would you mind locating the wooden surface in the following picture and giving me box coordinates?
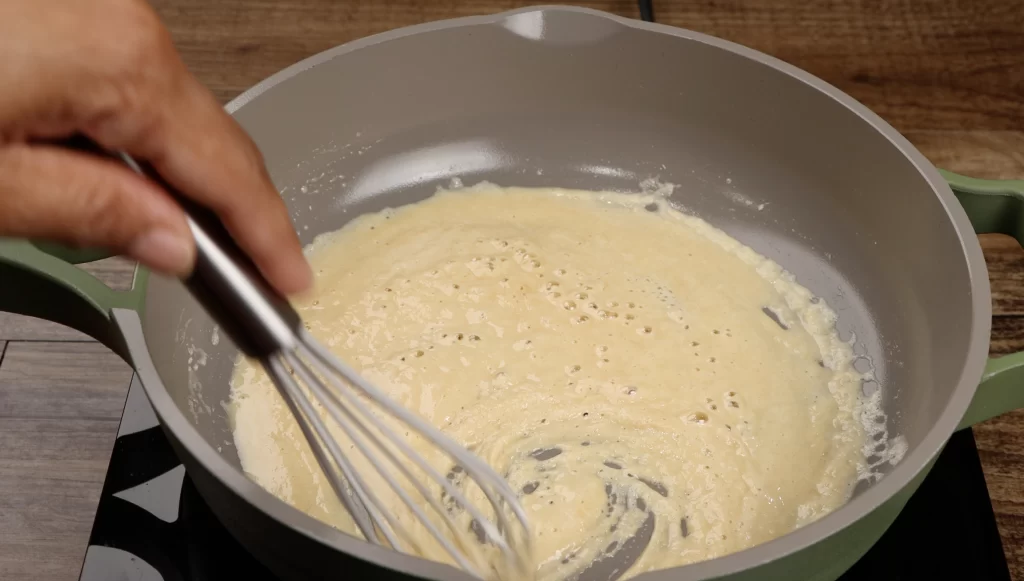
[0,0,1022,579]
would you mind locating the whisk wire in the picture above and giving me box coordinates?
[299,331,533,575]
[266,356,389,544]
[296,349,494,557]
[284,348,487,574]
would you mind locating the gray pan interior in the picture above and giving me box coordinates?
[135,6,989,580]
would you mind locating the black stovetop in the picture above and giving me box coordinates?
[79,375,1011,581]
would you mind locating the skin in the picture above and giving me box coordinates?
[0,0,312,296]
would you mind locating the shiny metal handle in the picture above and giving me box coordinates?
[180,202,301,356]
[60,135,301,357]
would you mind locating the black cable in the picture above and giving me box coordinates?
[638,0,655,22]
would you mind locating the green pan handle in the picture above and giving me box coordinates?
[0,240,146,363]
[942,170,1024,429]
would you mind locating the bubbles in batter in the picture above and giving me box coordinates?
[229,184,878,580]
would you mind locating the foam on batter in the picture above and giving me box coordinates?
[229,184,884,580]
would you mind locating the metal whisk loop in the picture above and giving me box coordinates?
[266,357,388,544]
[282,349,487,573]
[262,331,532,578]
[299,331,533,575]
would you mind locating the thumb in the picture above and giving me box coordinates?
[0,143,195,275]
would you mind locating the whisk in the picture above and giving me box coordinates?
[63,136,533,578]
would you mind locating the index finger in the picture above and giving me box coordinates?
[90,47,312,296]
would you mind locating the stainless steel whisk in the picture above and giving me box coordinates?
[64,136,532,579]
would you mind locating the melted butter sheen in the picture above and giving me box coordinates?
[230,185,866,580]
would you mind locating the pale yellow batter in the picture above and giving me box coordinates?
[229,184,872,580]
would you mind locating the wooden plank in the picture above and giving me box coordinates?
[0,341,130,580]
[0,417,121,581]
[0,257,136,342]
[652,0,1024,134]
[0,342,132,420]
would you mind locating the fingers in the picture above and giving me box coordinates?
[111,71,314,296]
[0,0,312,296]
[0,143,195,276]
[74,4,313,295]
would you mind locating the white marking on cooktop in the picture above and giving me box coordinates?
[80,545,163,581]
[113,465,186,523]
[117,374,160,438]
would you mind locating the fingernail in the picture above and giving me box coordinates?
[294,259,315,292]
[129,228,195,276]
[278,258,314,296]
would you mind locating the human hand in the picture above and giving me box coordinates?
[0,0,312,295]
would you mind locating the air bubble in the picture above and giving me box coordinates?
[688,412,709,424]
[625,314,635,321]
[566,364,582,375]
[639,326,653,335]
[576,292,588,300]
[555,269,567,276]
[625,387,637,396]
[607,301,619,308]
[563,301,577,311]
[415,350,425,357]
[573,315,590,324]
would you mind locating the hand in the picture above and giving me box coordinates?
[0,0,312,296]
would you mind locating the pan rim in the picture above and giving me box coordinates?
[138,5,993,580]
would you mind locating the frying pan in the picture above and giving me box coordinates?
[3,5,1024,581]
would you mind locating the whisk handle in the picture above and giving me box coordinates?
[60,135,302,357]
[179,198,303,356]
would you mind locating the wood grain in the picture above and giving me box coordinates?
[654,0,1024,133]
[0,343,131,420]
[0,418,122,580]
[0,1,1022,580]
[0,344,130,580]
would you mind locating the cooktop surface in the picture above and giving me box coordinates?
[78,376,1011,580]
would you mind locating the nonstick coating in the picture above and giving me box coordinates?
[133,6,989,581]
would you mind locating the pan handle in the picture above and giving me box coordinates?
[0,239,146,363]
[942,170,1024,429]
